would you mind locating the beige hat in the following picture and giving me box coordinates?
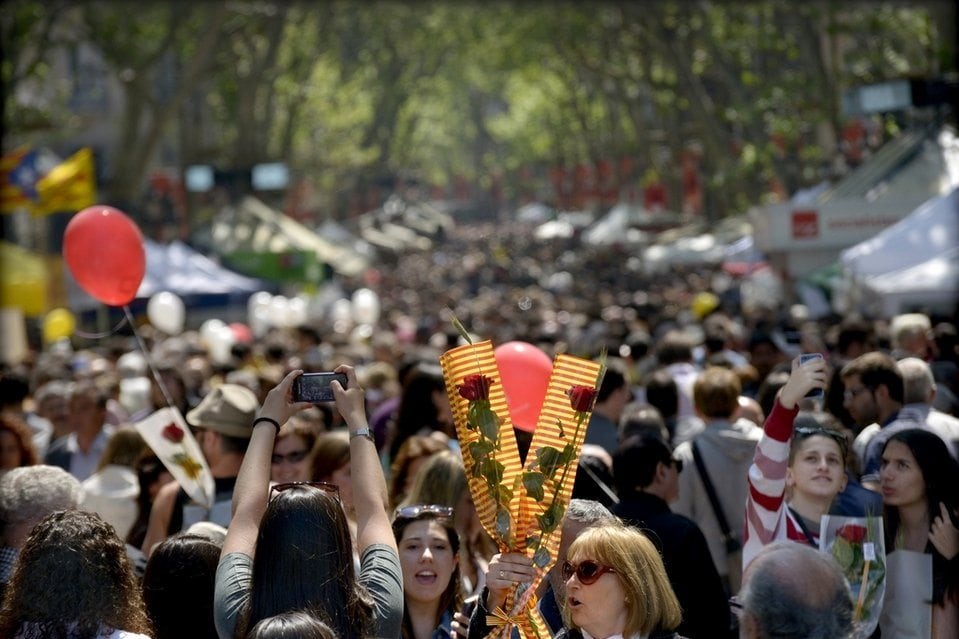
[186,384,259,438]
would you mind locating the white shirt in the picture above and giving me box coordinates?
[66,425,115,482]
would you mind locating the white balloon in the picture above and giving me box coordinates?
[267,295,290,328]
[330,298,354,329]
[206,324,236,365]
[351,288,381,325]
[199,318,226,344]
[147,291,186,336]
[288,296,308,327]
[247,291,273,315]
[250,306,272,338]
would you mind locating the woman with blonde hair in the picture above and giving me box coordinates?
[562,523,683,639]
[402,450,495,597]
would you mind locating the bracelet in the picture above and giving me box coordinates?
[253,416,281,435]
[349,427,375,443]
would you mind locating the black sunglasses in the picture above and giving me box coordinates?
[270,481,339,499]
[671,458,684,473]
[562,559,616,585]
[394,504,454,520]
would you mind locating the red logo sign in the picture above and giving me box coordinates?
[791,210,819,239]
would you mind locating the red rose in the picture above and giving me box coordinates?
[837,524,867,544]
[567,385,598,412]
[458,374,492,401]
[162,423,185,443]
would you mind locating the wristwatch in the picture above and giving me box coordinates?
[349,427,375,443]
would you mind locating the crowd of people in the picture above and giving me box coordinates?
[0,224,958,639]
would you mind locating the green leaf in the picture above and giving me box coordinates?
[526,534,541,550]
[480,458,505,487]
[498,483,513,504]
[536,501,565,534]
[523,470,546,501]
[469,401,501,441]
[537,446,565,478]
[468,439,495,459]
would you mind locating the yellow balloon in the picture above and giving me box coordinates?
[43,307,76,343]
[691,292,719,320]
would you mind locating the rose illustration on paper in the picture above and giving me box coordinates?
[162,422,185,443]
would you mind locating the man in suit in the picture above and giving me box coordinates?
[44,379,114,481]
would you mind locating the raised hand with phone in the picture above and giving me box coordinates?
[778,354,829,409]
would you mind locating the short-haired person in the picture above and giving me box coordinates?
[673,366,762,593]
[142,383,259,554]
[213,367,403,639]
[44,379,114,481]
[736,541,853,639]
[613,434,731,638]
[584,361,631,454]
[842,352,916,489]
[0,465,82,596]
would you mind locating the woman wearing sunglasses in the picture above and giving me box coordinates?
[213,367,403,639]
[269,419,317,484]
[742,355,847,571]
[467,523,683,639]
[392,504,468,639]
[562,523,683,639]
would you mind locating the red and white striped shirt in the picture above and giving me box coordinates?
[742,400,819,572]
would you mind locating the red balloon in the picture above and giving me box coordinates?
[64,205,145,306]
[229,322,253,344]
[494,341,553,433]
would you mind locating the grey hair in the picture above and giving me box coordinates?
[741,541,853,639]
[566,498,616,525]
[896,357,935,405]
[0,465,82,528]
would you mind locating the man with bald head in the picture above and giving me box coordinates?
[738,541,853,639]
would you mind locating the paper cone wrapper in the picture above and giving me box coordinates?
[135,407,215,508]
[442,341,602,639]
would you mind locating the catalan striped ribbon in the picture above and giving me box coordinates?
[441,342,603,639]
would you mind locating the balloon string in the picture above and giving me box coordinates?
[73,314,130,340]
[122,305,177,412]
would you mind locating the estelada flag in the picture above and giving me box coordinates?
[0,147,40,213]
[33,148,96,216]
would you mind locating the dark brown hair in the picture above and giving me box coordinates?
[0,510,152,638]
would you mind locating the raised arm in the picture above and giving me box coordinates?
[220,370,312,559]
[743,356,827,566]
[332,364,396,554]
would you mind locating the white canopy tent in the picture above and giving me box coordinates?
[839,187,958,316]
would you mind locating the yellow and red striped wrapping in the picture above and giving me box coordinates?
[440,340,523,547]
[441,342,602,639]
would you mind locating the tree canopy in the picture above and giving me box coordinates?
[2,0,953,221]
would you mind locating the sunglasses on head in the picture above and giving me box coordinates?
[394,504,454,520]
[270,480,339,499]
[794,426,848,455]
[561,559,615,585]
